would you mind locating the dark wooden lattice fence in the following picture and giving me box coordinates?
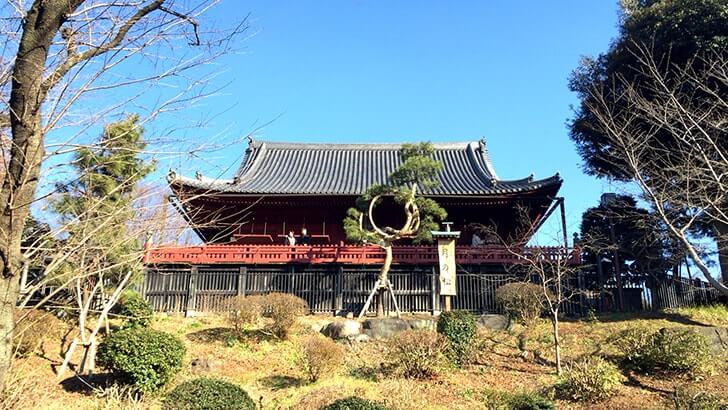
[142,265,722,316]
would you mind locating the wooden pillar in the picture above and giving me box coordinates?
[431,266,439,315]
[577,271,586,315]
[186,266,198,317]
[335,266,344,316]
[237,266,247,297]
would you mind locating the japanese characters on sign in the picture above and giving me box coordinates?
[438,238,456,295]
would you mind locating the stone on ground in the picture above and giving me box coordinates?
[363,318,411,340]
[322,319,362,339]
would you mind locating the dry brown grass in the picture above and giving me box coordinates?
[5,307,727,409]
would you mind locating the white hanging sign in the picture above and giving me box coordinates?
[438,238,457,296]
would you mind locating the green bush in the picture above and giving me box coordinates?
[116,290,153,328]
[436,310,476,366]
[300,335,345,382]
[97,327,186,393]
[614,327,714,377]
[320,396,389,410]
[261,292,309,339]
[495,283,549,326]
[673,386,726,410]
[387,329,448,379]
[163,378,255,410]
[480,390,554,410]
[555,357,624,402]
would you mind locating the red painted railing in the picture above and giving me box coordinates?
[144,244,580,265]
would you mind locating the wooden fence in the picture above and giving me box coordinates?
[144,265,721,316]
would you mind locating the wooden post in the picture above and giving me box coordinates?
[237,266,247,297]
[335,266,343,315]
[186,266,198,317]
[140,267,148,300]
[444,296,452,312]
[577,271,586,315]
[430,267,438,315]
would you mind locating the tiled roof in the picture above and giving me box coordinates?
[169,139,561,196]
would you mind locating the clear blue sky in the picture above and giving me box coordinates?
[166,1,624,244]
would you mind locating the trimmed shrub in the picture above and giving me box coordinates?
[387,329,448,379]
[495,283,549,325]
[97,327,186,393]
[300,336,345,382]
[614,327,714,377]
[321,396,389,410]
[555,357,624,402]
[228,295,264,333]
[163,378,255,410]
[673,386,726,410]
[437,310,476,366]
[480,390,554,410]
[504,392,555,410]
[116,291,153,328]
[262,292,309,339]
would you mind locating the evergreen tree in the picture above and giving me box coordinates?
[52,114,154,283]
[569,0,728,283]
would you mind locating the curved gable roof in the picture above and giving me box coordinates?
[169,139,561,196]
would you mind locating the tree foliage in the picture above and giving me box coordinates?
[579,194,685,281]
[51,114,154,283]
[569,0,728,179]
[568,0,728,289]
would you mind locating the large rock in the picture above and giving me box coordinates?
[307,318,333,333]
[363,318,411,340]
[408,318,437,331]
[322,319,361,339]
[688,326,728,354]
[476,314,508,331]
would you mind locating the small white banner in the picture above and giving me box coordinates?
[438,238,456,296]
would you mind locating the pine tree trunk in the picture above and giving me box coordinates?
[376,244,393,317]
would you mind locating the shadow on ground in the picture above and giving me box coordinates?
[563,311,712,327]
[259,375,303,390]
[186,327,277,344]
[59,373,114,394]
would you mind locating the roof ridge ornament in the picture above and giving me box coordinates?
[195,171,203,180]
[479,136,486,152]
[166,169,177,183]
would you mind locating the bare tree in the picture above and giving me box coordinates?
[579,44,728,296]
[476,217,579,375]
[508,247,579,375]
[0,0,247,390]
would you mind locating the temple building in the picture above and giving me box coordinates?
[143,138,569,315]
[166,139,561,245]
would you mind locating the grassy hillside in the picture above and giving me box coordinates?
[5,305,728,409]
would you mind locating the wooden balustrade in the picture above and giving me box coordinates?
[144,244,580,265]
